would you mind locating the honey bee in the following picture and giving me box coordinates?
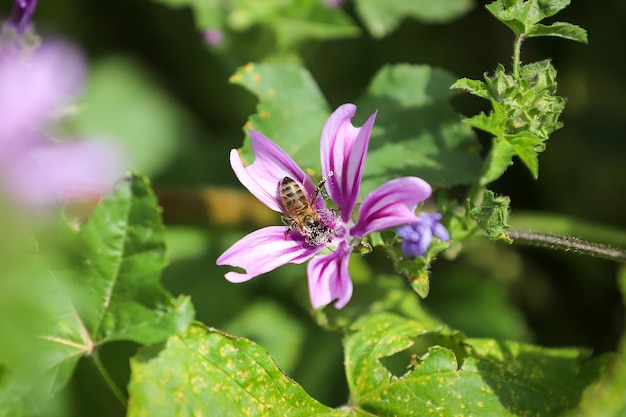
[278,176,333,246]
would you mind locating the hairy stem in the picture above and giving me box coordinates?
[509,229,626,262]
[92,351,127,407]
[512,34,525,78]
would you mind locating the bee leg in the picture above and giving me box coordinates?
[281,215,294,239]
[312,171,334,202]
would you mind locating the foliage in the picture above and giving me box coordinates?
[2,0,625,416]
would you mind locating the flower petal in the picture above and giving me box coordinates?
[230,130,315,212]
[0,40,86,144]
[351,177,432,238]
[306,242,353,309]
[217,226,320,283]
[6,138,126,205]
[320,104,376,221]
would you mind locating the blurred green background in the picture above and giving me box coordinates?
[4,0,625,414]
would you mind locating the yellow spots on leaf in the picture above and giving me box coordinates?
[267,89,276,98]
[229,72,243,83]
[260,110,270,119]
[173,389,185,403]
[243,63,254,72]
[252,73,262,83]
[413,274,429,286]
[477,401,485,408]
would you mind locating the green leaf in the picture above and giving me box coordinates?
[451,77,491,100]
[36,174,195,393]
[485,0,573,36]
[269,0,360,49]
[127,323,338,417]
[356,64,482,196]
[150,0,222,29]
[153,0,359,48]
[564,266,626,417]
[354,0,474,38]
[507,131,544,178]
[456,59,566,183]
[231,63,330,176]
[469,189,512,242]
[344,311,604,416]
[464,108,506,136]
[75,57,192,176]
[527,21,588,43]
[381,230,451,300]
[232,63,482,194]
[479,137,515,185]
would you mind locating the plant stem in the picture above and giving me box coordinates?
[512,34,525,78]
[509,229,626,262]
[92,350,127,408]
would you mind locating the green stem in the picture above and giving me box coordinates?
[509,229,626,262]
[92,351,127,408]
[512,34,525,78]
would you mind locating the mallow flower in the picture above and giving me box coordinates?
[0,37,126,206]
[217,103,432,309]
[397,213,450,258]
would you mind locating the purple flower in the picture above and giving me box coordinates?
[0,40,126,206]
[7,0,38,34]
[217,104,432,309]
[322,0,345,8]
[397,213,450,258]
[202,28,224,46]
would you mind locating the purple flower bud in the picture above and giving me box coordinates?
[7,0,38,34]
[397,213,450,258]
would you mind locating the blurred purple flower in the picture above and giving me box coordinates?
[217,104,432,309]
[7,0,38,34]
[397,213,450,258]
[322,0,345,8]
[0,40,126,206]
[202,28,223,46]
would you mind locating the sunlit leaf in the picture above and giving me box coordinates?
[344,311,605,416]
[152,0,359,48]
[451,77,491,100]
[127,323,341,417]
[231,63,330,177]
[35,174,194,394]
[527,21,588,43]
[354,0,474,38]
[485,0,572,36]
[270,0,360,49]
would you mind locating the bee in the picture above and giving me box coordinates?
[278,176,333,246]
